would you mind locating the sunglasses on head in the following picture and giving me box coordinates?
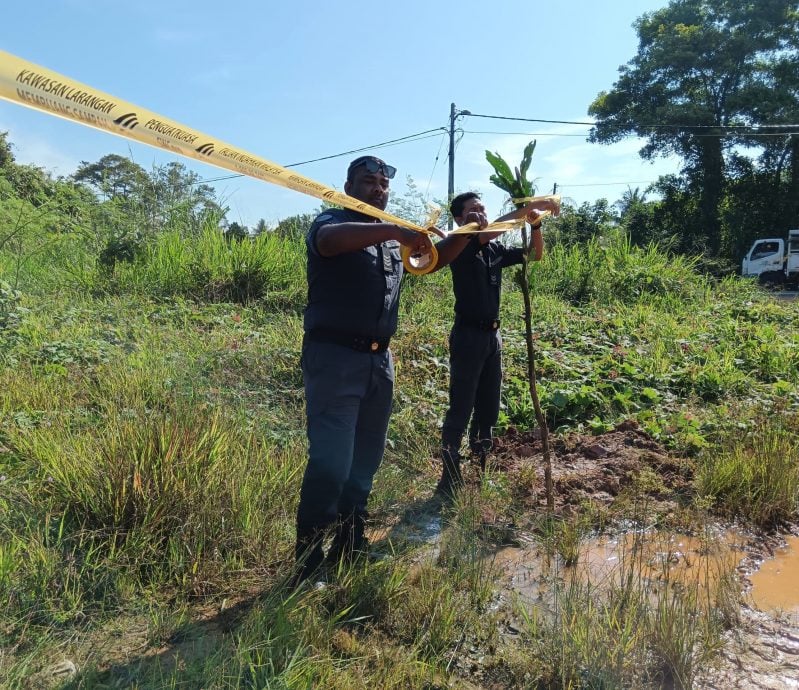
[349,157,396,179]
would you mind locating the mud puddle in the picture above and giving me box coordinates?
[484,421,799,688]
[492,528,799,687]
[749,535,799,619]
[375,422,799,687]
[492,528,744,606]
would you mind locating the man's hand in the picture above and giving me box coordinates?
[526,208,549,227]
[393,225,434,257]
[527,197,560,218]
[463,210,489,229]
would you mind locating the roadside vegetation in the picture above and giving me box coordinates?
[3,0,799,680]
[2,176,798,685]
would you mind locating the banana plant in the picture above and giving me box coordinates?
[486,140,554,511]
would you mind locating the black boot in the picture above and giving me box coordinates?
[471,438,493,473]
[326,510,368,566]
[292,527,325,586]
[434,446,463,501]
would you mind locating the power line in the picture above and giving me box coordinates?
[284,128,447,167]
[191,172,242,185]
[425,132,447,201]
[462,128,797,139]
[189,127,447,186]
[463,129,591,138]
[464,111,799,134]
[559,180,661,188]
[467,113,596,126]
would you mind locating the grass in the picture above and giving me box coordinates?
[1,229,799,687]
[697,421,799,527]
[497,521,740,688]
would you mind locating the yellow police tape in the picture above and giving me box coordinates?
[0,49,555,276]
[403,203,560,274]
[398,245,431,275]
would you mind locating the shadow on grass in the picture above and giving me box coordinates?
[62,576,304,689]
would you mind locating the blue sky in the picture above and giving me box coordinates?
[0,0,682,227]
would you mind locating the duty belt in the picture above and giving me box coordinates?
[305,328,391,353]
[455,315,501,331]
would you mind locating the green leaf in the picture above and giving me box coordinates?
[488,174,513,196]
[485,150,514,186]
[513,167,533,199]
[519,140,536,181]
[641,387,661,402]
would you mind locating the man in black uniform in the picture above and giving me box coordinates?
[436,191,554,498]
[296,156,478,581]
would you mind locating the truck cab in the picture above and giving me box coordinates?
[742,238,784,278]
[742,229,799,288]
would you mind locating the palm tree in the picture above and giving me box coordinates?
[616,186,647,217]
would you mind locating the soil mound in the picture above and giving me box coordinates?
[491,419,692,509]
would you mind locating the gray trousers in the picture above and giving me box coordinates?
[441,325,502,451]
[297,340,394,537]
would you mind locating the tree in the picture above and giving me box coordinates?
[73,155,225,240]
[387,175,445,227]
[225,221,249,242]
[274,212,316,242]
[0,132,14,169]
[486,141,554,511]
[741,34,799,230]
[145,161,223,232]
[616,187,661,248]
[73,154,148,201]
[588,0,799,256]
[546,199,617,247]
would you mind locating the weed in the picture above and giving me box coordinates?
[697,420,799,527]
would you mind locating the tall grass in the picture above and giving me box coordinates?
[533,232,709,306]
[109,224,306,304]
[3,404,303,632]
[1,223,798,686]
[697,421,799,527]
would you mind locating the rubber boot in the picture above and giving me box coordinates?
[434,446,463,502]
[326,510,368,566]
[292,527,325,587]
[472,438,493,473]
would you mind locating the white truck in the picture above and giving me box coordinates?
[741,229,799,288]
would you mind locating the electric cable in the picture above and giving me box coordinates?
[464,111,799,134]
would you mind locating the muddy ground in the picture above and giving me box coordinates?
[25,422,799,688]
[478,421,799,688]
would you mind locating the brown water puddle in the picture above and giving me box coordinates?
[580,531,744,589]
[749,535,799,617]
[493,529,745,604]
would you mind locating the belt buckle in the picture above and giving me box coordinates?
[491,320,498,330]
[370,341,379,352]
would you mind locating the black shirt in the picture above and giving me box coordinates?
[450,236,524,321]
[304,208,403,338]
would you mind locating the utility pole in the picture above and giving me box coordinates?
[552,182,558,195]
[447,103,470,231]
[448,103,456,231]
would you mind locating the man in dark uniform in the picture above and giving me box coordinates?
[296,156,478,582]
[436,191,554,499]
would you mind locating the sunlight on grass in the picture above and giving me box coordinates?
[1,230,798,687]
